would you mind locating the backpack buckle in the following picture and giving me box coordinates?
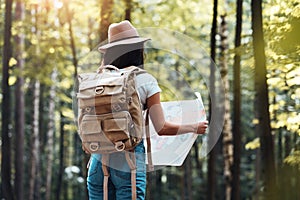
[95,86,104,94]
[89,142,99,152]
[84,107,93,113]
[115,141,125,151]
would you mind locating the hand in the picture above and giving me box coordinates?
[194,121,208,134]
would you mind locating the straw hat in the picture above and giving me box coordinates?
[98,20,150,53]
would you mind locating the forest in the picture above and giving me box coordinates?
[1,0,300,199]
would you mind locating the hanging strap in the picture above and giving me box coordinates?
[145,110,154,171]
[125,151,137,200]
[101,154,110,200]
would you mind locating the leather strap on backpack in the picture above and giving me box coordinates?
[102,152,138,200]
[125,151,137,200]
[101,154,110,200]
[145,110,154,171]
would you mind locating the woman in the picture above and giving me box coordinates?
[87,20,208,200]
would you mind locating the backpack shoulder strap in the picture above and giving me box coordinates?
[145,110,154,171]
[125,151,137,200]
[101,154,110,200]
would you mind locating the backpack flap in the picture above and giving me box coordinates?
[102,111,134,150]
[77,73,125,108]
[80,115,115,153]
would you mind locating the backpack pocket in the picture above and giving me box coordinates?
[80,111,135,153]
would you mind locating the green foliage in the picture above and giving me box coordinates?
[245,137,260,150]
[1,0,299,199]
[263,0,300,150]
[265,0,300,56]
[284,150,300,170]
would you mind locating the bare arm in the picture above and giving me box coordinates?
[147,93,208,136]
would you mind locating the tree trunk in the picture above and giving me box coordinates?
[193,142,203,179]
[29,81,41,200]
[283,89,291,158]
[65,1,87,198]
[1,0,14,199]
[155,170,162,199]
[219,14,234,200]
[254,147,261,198]
[232,0,243,199]
[284,132,291,158]
[251,0,277,198]
[29,5,41,200]
[63,0,78,80]
[182,155,192,200]
[14,1,25,199]
[208,0,218,199]
[99,0,114,42]
[274,96,283,165]
[56,107,65,200]
[124,0,132,21]
[45,70,57,200]
[88,17,94,50]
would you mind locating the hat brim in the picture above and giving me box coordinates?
[98,37,150,53]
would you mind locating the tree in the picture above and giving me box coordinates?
[232,0,243,199]
[1,0,14,199]
[182,154,192,200]
[29,81,41,200]
[99,0,114,42]
[2,1,299,199]
[124,0,132,21]
[29,3,41,200]
[45,70,57,200]
[63,0,78,80]
[14,0,25,199]
[259,0,300,198]
[251,0,277,198]
[208,0,218,199]
[55,106,65,200]
[219,14,234,200]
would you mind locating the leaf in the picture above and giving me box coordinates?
[267,77,281,85]
[64,124,77,132]
[9,76,17,86]
[58,93,72,104]
[49,47,55,54]
[59,78,73,90]
[9,57,17,67]
[286,112,300,132]
[61,107,75,120]
[292,88,300,99]
[286,76,300,87]
[252,118,259,125]
[245,138,260,150]
[284,150,300,170]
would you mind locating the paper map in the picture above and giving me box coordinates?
[146,98,206,166]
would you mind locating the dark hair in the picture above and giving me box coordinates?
[103,43,144,69]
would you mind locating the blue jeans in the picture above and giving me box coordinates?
[87,142,146,200]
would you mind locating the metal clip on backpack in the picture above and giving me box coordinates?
[77,65,152,200]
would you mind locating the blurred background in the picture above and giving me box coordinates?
[1,0,299,199]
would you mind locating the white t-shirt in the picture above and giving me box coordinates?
[136,73,161,108]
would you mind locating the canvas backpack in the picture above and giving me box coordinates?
[76,65,152,200]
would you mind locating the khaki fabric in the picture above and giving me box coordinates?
[77,66,145,154]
